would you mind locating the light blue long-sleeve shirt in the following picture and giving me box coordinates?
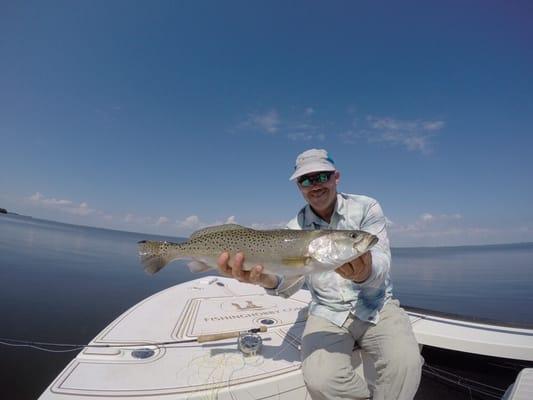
[267,193,393,327]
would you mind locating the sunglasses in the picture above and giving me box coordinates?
[298,171,334,187]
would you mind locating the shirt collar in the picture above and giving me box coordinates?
[302,193,345,229]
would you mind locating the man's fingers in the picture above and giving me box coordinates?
[217,252,229,268]
[362,251,372,265]
[234,252,245,267]
[249,265,263,283]
[335,263,353,278]
[350,252,371,269]
[232,252,245,280]
[352,256,364,269]
[217,252,232,276]
[216,252,266,285]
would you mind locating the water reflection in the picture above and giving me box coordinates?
[1,214,533,399]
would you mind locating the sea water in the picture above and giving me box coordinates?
[1,213,532,399]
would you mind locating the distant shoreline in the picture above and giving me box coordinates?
[0,207,22,216]
[0,212,531,250]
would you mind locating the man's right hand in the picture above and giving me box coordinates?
[217,252,279,289]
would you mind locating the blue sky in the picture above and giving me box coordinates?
[1,1,532,246]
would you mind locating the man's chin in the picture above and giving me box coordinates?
[309,190,327,201]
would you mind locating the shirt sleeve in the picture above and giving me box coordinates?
[264,275,305,298]
[359,200,391,288]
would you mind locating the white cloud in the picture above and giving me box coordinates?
[234,106,444,154]
[339,130,365,144]
[236,108,329,143]
[178,215,202,229]
[67,202,94,216]
[383,212,526,247]
[287,121,325,142]
[423,121,445,131]
[27,192,95,216]
[421,213,434,222]
[391,212,463,233]
[175,214,242,235]
[23,193,246,237]
[123,213,152,224]
[225,215,237,224]
[364,116,445,155]
[156,216,169,226]
[29,192,72,206]
[240,110,280,134]
[250,221,287,229]
[288,132,315,141]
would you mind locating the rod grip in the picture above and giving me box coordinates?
[196,326,267,343]
[197,331,240,343]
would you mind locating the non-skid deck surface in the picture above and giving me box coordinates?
[39,276,533,399]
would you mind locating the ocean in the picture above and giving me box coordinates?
[1,213,532,399]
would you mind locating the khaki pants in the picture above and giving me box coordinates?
[301,300,423,400]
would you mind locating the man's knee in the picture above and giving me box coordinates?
[302,356,333,393]
[302,355,346,395]
[381,346,423,380]
[302,356,370,399]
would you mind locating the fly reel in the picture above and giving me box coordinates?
[237,331,263,356]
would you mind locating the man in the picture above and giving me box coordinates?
[218,148,423,400]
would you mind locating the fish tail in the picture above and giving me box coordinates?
[137,240,177,275]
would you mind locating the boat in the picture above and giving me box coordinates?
[38,276,533,399]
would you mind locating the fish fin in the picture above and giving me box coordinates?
[138,240,176,275]
[187,260,212,273]
[281,256,312,267]
[190,223,249,239]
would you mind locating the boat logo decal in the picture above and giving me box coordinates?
[231,300,264,311]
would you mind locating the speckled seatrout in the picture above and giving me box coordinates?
[138,224,378,277]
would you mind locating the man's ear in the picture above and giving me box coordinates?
[334,170,340,184]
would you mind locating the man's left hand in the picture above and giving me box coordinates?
[335,251,372,283]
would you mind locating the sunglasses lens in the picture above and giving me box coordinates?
[299,178,311,187]
[299,172,332,187]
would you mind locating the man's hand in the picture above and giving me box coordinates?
[217,252,279,289]
[335,251,372,283]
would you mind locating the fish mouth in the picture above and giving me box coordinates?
[352,235,378,251]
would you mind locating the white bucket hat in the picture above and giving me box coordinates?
[289,148,336,181]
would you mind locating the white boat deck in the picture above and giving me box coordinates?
[503,368,533,400]
[39,276,533,399]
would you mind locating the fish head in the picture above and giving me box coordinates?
[307,230,378,268]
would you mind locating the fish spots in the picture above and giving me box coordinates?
[139,225,378,276]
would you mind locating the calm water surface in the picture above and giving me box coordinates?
[1,214,532,399]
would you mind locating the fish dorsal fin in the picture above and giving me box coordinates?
[190,224,248,239]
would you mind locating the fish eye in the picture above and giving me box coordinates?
[350,233,357,239]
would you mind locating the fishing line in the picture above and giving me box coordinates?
[0,337,516,398]
[0,340,85,353]
[0,337,195,353]
[0,328,268,352]
[422,363,506,399]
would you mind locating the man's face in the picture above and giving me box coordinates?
[297,170,340,218]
